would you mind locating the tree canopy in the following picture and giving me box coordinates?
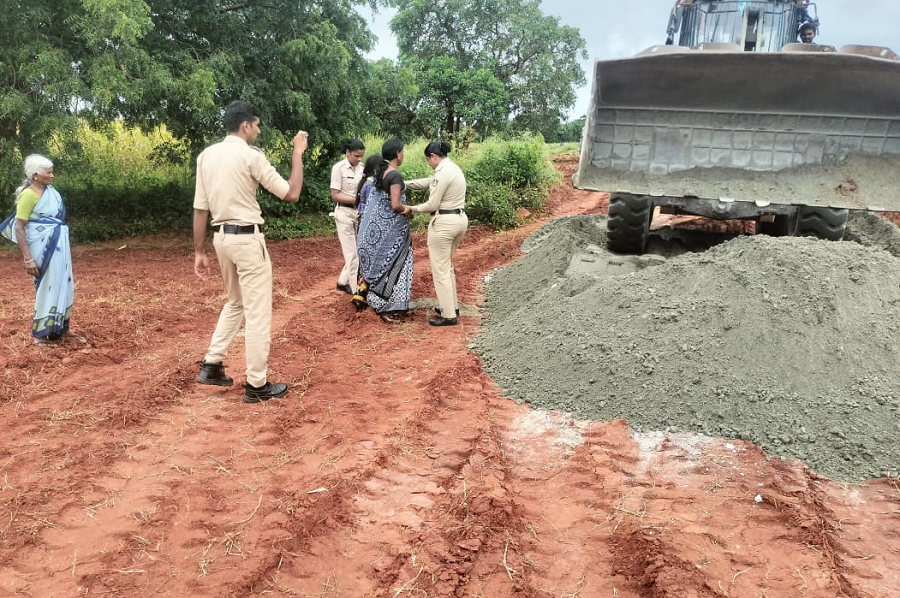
[386,0,587,138]
[0,0,379,191]
[0,0,586,194]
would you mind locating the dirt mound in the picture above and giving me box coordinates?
[473,214,900,482]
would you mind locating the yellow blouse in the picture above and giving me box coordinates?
[15,188,40,220]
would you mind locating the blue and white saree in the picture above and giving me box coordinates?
[357,182,413,315]
[1,186,74,339]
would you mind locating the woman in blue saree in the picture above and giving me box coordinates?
[356,139,414,323]
[1,155,74,345]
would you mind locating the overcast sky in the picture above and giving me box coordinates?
[361,0,899,120]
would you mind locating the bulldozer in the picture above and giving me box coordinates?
[573,0,900,253]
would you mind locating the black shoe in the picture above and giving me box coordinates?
[197,361,233,386]
[243,381,289,403]
[429,316,458,327]
[433,306,460,316]
[336,283,353,295]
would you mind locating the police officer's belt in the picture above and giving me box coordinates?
[214,224,265,234]
[438,209,463,215]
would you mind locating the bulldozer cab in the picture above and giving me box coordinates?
[666,1,817,51]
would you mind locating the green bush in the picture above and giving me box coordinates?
[359,134,557,231]
[463,134,559,228]
[5,125,559,242]
[264,213,335,240]
[63,182,193,242]
[43,121,194,242]
[468,134,557,188]
[464,184,518,229]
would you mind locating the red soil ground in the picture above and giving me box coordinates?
[1,155,898,597]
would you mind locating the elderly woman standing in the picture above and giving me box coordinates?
[406,141,467,327]
[0,155,74,345]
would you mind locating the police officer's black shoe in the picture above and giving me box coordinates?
[428,316,458,327]
[197,361,233,386]
[336,283,353,295]
[243,381,289,403]
[433,306,460,316]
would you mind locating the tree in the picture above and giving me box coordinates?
[413,56,509,137]
[359,58,421,140]
[0,0,382,192]
[387,0,587,138]
[0,0,151,192]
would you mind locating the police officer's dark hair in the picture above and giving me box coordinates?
[343,139,365,153]
[376,138,404,190]
[223,101,261,133]
[424,141,451,158]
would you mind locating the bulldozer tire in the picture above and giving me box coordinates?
[756,214,794,237]
[607,194,653,254]
[796,207,848,241]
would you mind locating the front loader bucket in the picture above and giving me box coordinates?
[574,46,900,211]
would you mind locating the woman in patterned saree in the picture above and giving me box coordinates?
[1,155,74,345]
[356,139,414,323]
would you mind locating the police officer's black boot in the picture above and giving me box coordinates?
[197,361,234,386]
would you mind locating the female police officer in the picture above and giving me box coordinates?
[406,141,467,326]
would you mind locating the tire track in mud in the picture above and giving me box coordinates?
[0,227,537,597]
[211,307,521,596]
[0,243,342,595]
[356,355,535,598]
[187,227,565,596]
[491,420,881,598]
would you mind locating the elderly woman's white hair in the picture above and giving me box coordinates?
[15,154,54,198]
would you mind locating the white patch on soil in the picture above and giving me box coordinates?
[503,410,590,467]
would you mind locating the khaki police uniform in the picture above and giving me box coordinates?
[330,158,365,288]
[194,135,291,388]
[407,158,468,317]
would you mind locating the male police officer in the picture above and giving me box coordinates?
[193,100,307,403]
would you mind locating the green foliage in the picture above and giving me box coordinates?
[467,135,559,193]
[264,213,336,240]
[544,142,581,156]
[543,117,586,144]
[463,135,560,229]
[464,184,518,229]
[0,0,383,194]
[359,59,422,140]
[398,135,557,230]
[411,56,509,137]
[5,123,557,242]
[46,121,194,242]
[65,182,193,243]
[315,135,556,232]
[387,0,587,138]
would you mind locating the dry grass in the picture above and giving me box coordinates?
[607,494,649,534]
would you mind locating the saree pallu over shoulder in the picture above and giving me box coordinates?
[1,186,74,339]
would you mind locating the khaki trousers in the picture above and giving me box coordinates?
[427,213,468,316]
[204,230,272,388]
[334,206,360,287]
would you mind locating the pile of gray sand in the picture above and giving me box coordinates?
[472,213,900,482]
